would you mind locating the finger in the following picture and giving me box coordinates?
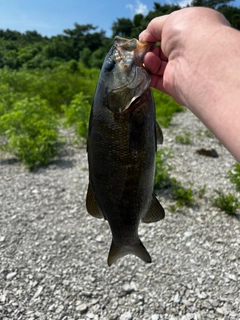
[144,52,167,76]
[139,15,169,42]
[151,46,168,62]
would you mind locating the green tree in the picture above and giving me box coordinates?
[112,18,133,37]
[218,5,240,29]
[191,0,232,8]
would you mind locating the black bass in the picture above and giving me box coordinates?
[86,36,165,266]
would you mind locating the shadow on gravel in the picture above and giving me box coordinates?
[0,157,19,165]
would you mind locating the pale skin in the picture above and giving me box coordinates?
[139,7,240,163]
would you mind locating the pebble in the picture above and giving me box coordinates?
[6,272,17,280]
[119,312,132,320]
[122,283,135,294]
[174,292,181,304]
[76,303,88,314]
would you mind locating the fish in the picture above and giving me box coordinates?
[86,36,165,266]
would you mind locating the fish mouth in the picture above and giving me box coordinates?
[112,37,153,110]
[114,36,153,69]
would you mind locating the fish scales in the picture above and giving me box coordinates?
[86,36,165,266]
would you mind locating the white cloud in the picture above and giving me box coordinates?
[126,1,148,16]
[166,0,192,8]
[177,0,192,7]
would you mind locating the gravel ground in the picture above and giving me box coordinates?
[0,109,239,320]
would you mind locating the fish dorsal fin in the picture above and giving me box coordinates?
[107,239,152,266]
[86,183,104,219]
[155,121,163,145]
[142,194,165,223]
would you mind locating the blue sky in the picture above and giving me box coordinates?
[0,0,239,37]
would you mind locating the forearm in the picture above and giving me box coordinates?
[180,26,240,162]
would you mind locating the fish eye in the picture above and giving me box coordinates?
[105,59,115,72]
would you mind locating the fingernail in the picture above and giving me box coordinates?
[139,30,146,40]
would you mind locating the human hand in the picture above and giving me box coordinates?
[139,7,231,106]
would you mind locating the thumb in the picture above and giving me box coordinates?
[139,15,169,42]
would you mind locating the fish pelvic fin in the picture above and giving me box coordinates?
[107,239,152,266]
[142,194,165,223]
[86,183,104,219]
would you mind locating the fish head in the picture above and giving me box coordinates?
[100,36,153,113]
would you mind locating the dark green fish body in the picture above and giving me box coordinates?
[86,37,164,266]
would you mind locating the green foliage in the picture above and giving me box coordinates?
[154,148,194,208]
[204,130,215,138]
[154,148,172,190]
[62,92,91,140]
[171,179,194,208]
[211,189,240,215]
[112,18,133,37]
[191,0,232,9]
[227,162,240,191]
[0,97,59,169]
[175,132,192,145]
[0,64,99,112]
[153,89,184,128]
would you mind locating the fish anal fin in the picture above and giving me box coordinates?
[107,239,152,266]
[142,195,165,223]
[155,121,163,145]
[86,183,104,219]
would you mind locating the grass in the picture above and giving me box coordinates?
[175,132,192,145]
[154,148,173,190]
[171,178,194,208]
[154,149,194,208]
[211,189,240,215]
[153,89,184,128]
[198,184,207,199]
[227,162,240,191]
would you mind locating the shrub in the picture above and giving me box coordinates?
[62,92,91,140]
[153,89,184,128]
[0,96,59,169]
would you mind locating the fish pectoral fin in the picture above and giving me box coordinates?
[86,183,104,219]
[107,239,152,266]
[142,195,165,223]
[155,121,163,145]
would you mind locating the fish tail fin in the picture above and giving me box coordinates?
[107,239,152,266]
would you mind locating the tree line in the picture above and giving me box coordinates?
[0,0,239,70]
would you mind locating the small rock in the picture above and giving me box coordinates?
[151,315,160,320]
[119,311,132,320]
[122,283,135,294]
[197,292,208,300]
[182,231,193,241]
[210,259,217,266]
[216,306,228,315]
[55,305,64,314]
[174,292,181,303]
[180,314,194,320]
[6,272,17,280]
[33,286,43,299]
[76,303,88,314]
[227,273,237,281]
[96,235,104,243]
